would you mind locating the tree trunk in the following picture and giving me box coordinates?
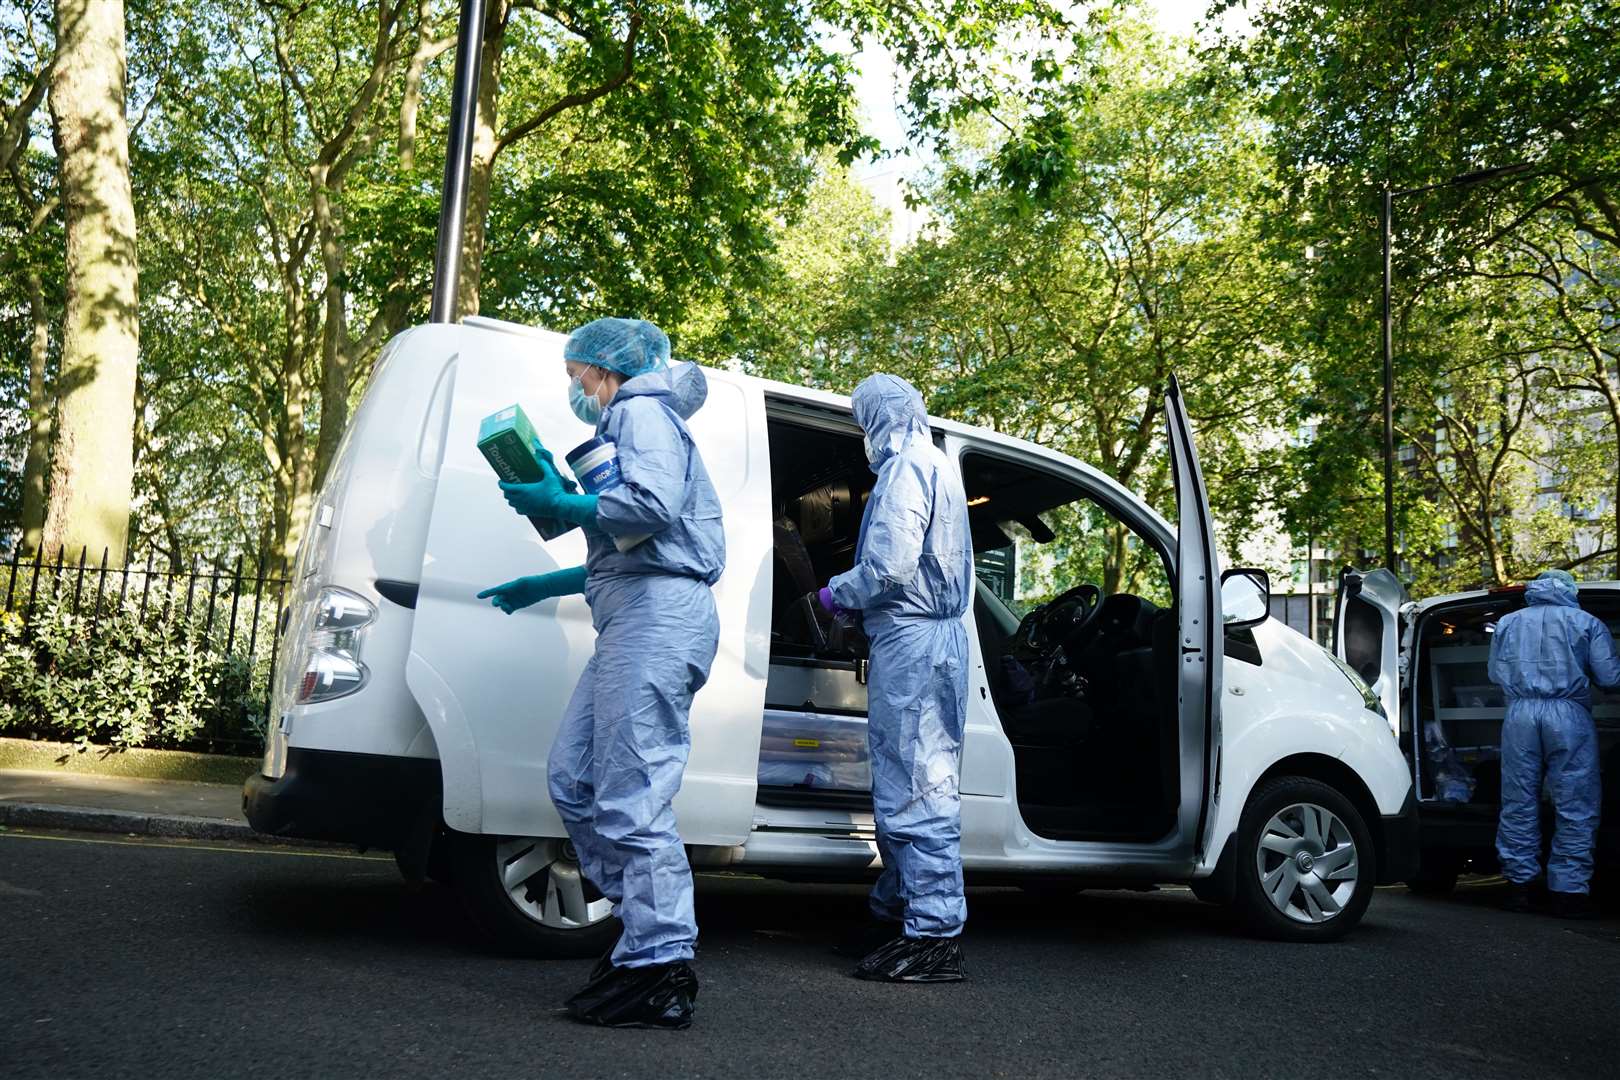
[1103,521,1127,595]
[44,0,139,565]
[267,448,313,578]
[310,163,350,498]
[1598,377,1620,580]
[1482,523,1509,587]
[21,272,52,555]
[271,375,312,574]
[454,0,509,320]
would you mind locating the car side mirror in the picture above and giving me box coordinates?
[1221,568,1270,629]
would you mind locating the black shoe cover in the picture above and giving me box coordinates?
[1502,883,1536,914]
[854,935,966,983]
[1549,891,1598,920]
[588,936,622,983]
[564,961,699,1029]
[833,918,903,959]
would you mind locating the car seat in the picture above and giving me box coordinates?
[972,589,1092,750]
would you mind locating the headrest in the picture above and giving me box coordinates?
[795,482,855,545]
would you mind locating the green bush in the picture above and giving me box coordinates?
[0,585,273,754]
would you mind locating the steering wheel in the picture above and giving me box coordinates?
[1017,582,1104,653]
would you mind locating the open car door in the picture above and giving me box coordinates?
[404,319,770,844]
[1333,568,1405,729]
[1164,374,1224,862]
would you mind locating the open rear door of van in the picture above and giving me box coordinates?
[1333,568,1404,727]
[1164,374,1224,862]
[404,319,771,845]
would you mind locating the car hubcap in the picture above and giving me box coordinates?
[1255,802,1359,924]
[494,837,615,930]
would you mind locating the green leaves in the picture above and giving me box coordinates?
[0,585,270,753]
[990,110,1076,206]
[732,21,1299,591]
[1227,0,1620,583]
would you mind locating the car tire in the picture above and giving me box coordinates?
[449,831,620,958]
[1406,850,1463,897]
[1231,776,1376,943]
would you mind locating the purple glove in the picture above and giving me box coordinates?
[816,586,844,616]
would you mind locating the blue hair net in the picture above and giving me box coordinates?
[1535,568,1578,596]
[564,317,671,378]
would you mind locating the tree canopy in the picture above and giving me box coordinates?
[1220,0,1620,584]
[4,0,1615,594]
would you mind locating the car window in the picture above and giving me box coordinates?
[987,507,1172,616]
[963,452,1171,617]
[1342,594,1384,685]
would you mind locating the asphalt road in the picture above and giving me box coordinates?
[3,828,1618,1080]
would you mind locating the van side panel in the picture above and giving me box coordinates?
[273,326,454,769]
[404,326,769,843]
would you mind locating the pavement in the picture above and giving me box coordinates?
[3,826,1618,1080]
[0,768,252,841]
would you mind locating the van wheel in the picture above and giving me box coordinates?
[1232,776,1375,943]
[449,832,620,958]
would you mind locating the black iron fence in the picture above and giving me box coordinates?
[0,544,291,756]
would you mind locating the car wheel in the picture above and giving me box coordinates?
[449,831,620,958]
[1406,849,1463,897]
[1232,776,1375,943]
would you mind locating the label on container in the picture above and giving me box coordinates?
[566,437,649,552]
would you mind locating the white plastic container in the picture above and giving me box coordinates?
[566,436,649,552]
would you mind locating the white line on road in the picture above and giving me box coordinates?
[0,829,391,861]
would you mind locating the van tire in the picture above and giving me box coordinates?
[449,831,620,959]
[1232,776,1376,943]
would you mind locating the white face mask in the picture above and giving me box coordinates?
[863,433,879,464]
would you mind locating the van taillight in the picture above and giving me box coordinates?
[293,587,377,704]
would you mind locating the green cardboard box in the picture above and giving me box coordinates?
[477,404,574,541]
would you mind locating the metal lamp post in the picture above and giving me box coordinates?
[1379,161,1534,574]
[429,0,489,323]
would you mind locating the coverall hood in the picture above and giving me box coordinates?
[607,362,706,422]
[1526,573,1579,608]
[851,374,930,471]
[667,361,708,420]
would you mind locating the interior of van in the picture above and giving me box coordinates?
[757,401,1185,844]
[1410,594,1620,807]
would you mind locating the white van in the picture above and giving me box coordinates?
[244,317,1417,950]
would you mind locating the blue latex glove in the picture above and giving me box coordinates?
[499,478,599,527]
[497,440,580,518]
[476,566,588,614]
[531,439,579,495]
[500,452,567,515]
[547,492,599,526]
